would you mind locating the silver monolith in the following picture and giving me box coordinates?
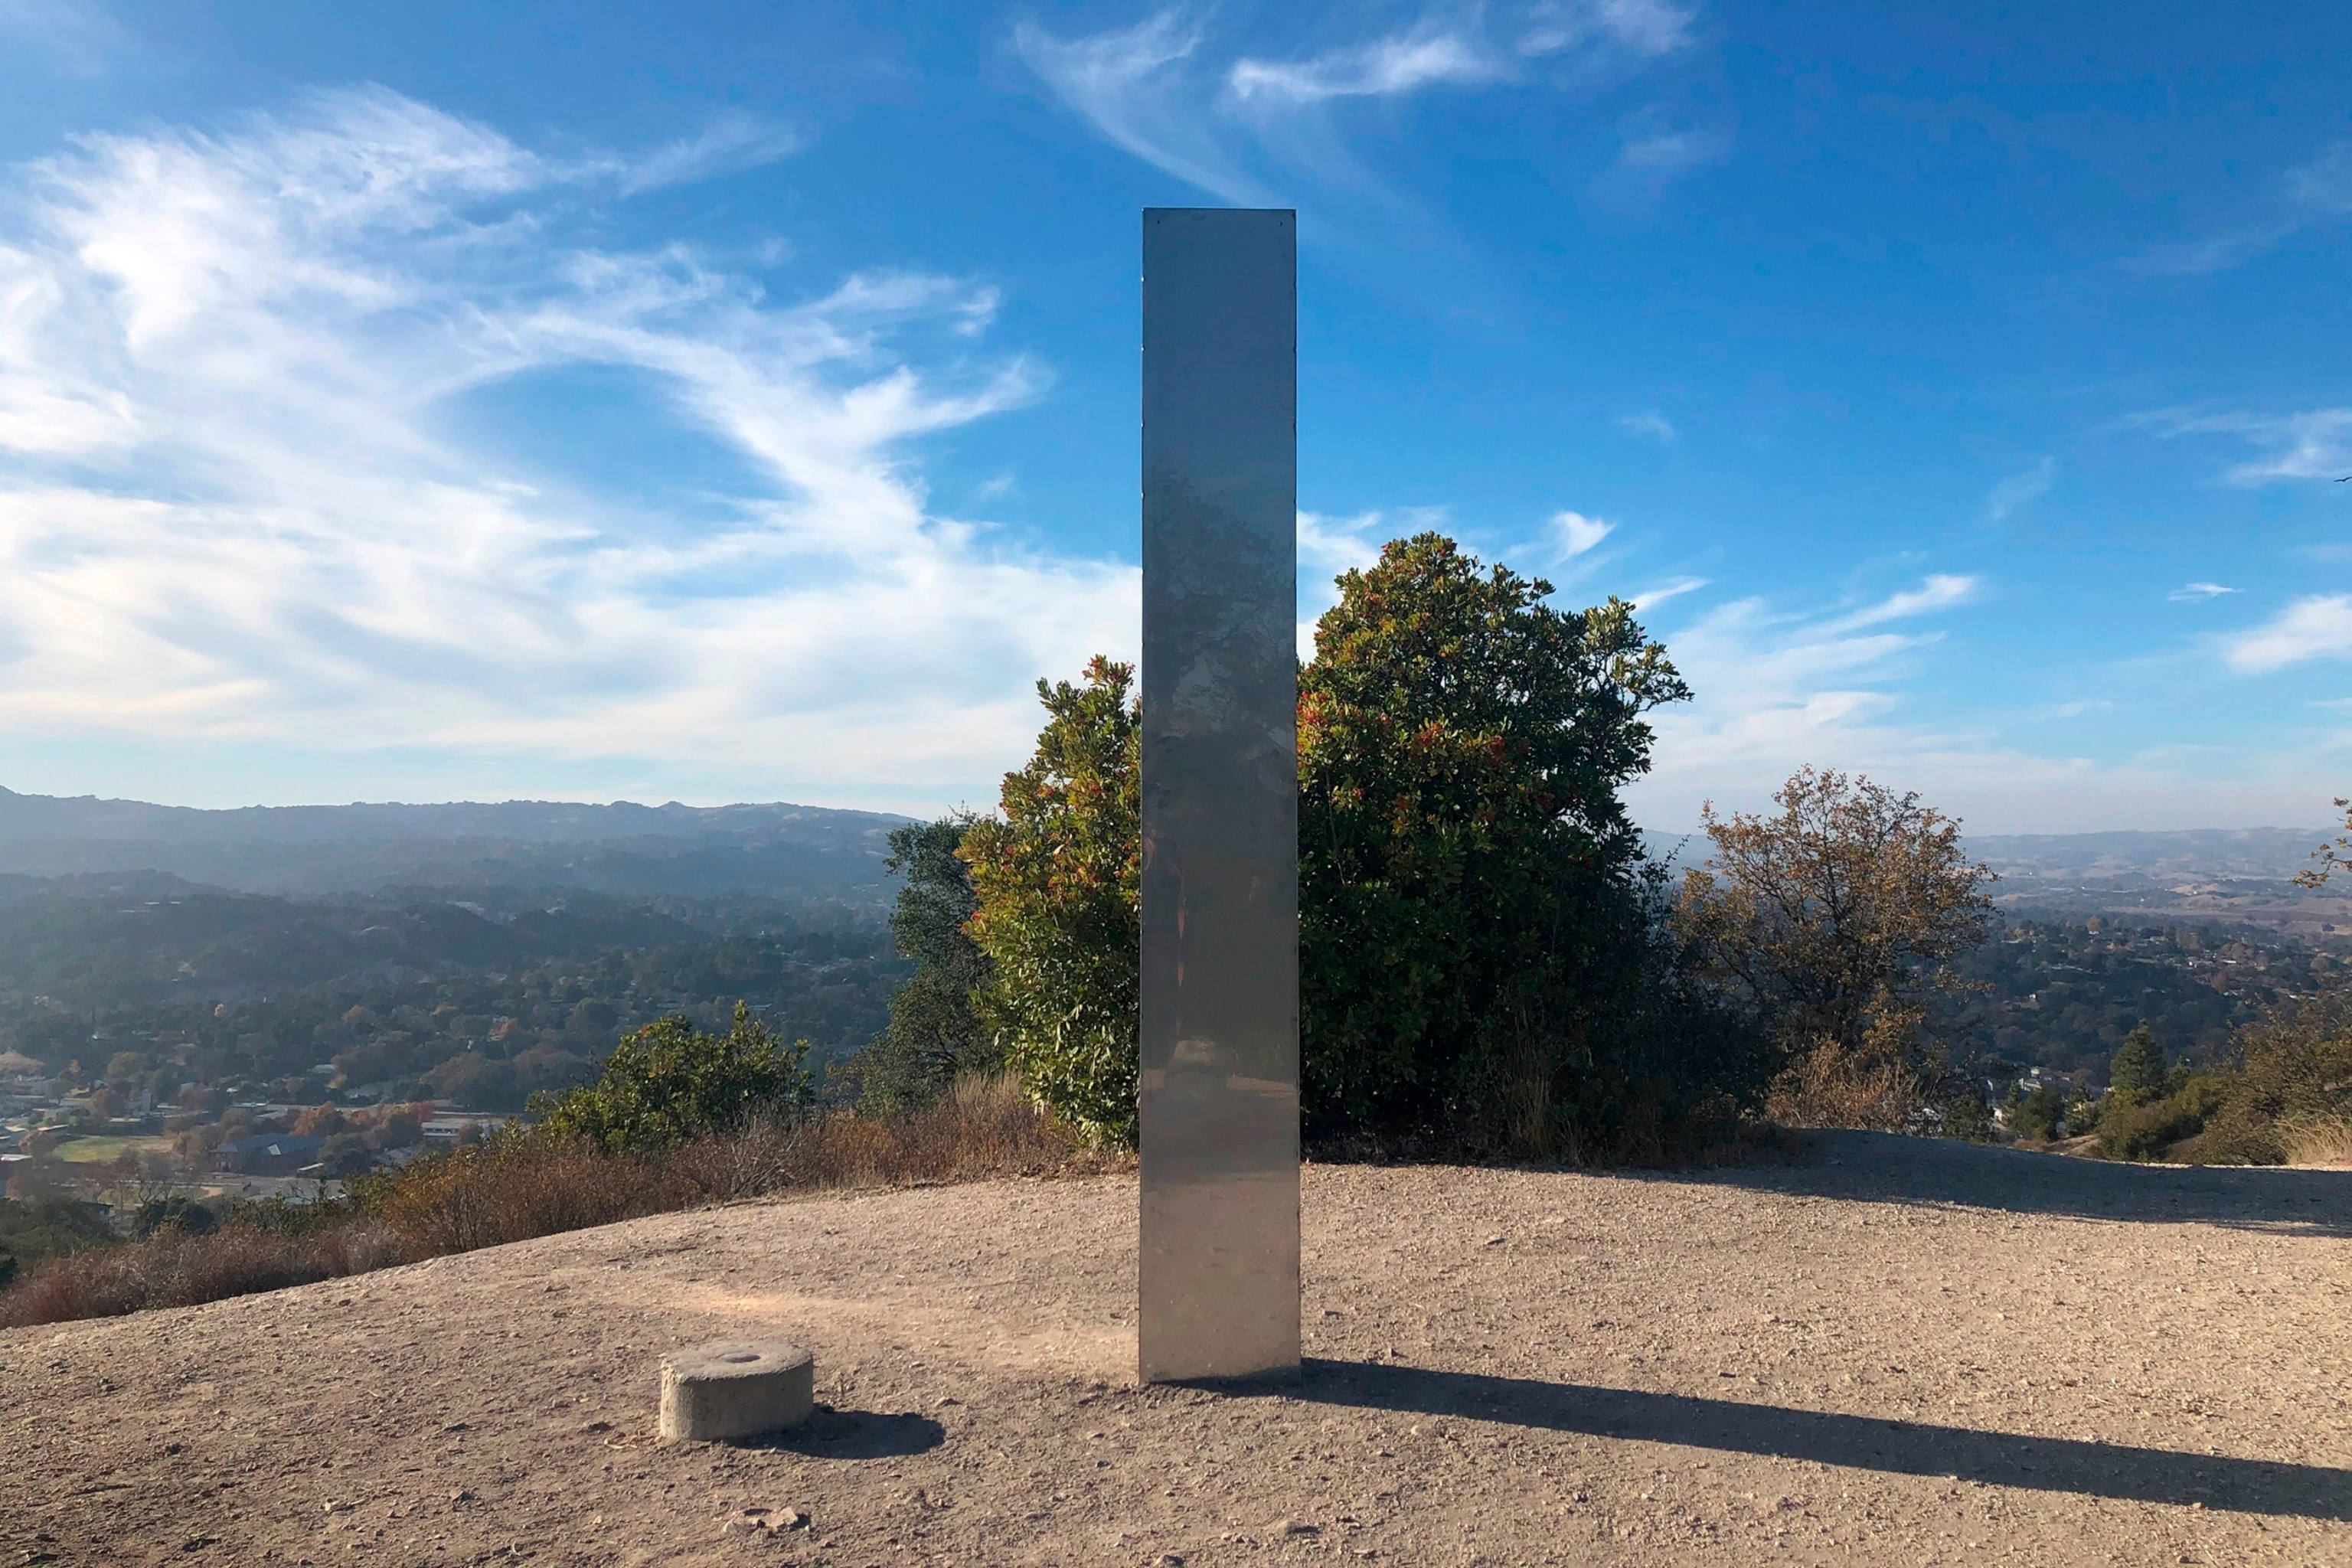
[1137,207,1301,1384]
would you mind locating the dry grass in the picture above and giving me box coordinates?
[367,1138,669,1259]
[2280,1114,2352,1168]
[671,1073,1117,1198]
[2,1221,400,1327]
[1763,1041,1923,1132]
[0,1078,1114,1329]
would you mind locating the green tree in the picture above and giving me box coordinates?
[1298,533,1753,1156]
[2007,1081,2066,1141]
[529,1002,812,1155]
[961,657,1142,1147]
[852,815,999,1112]
[1676,767,1994,1129]
[2177,991,2352,1164]
[2106,1024,2167,1102]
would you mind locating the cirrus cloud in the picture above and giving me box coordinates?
[2138,406,2352,485]
[1016,4,1705,206]
[0,87,1139,808]
[2223,595,2352,674]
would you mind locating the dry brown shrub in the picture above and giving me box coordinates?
[1765,1040,1922,1132]
[0,1220,398,1328]
[2280,1114,2352,1168]
[667,1074,1113,1198]
[366,1138,668,1259]
[1,1077,1115,1329]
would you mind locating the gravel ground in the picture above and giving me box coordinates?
[3,1132,2348,1567]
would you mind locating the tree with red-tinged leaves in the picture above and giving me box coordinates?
[960,657,1141,1148]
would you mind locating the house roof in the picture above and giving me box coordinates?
[219,1133,325,1158]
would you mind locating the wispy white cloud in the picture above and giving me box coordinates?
[0,87,1139,806]
[1519,0,1695,58]
[1615,571,2283,834]
[2283,142,2352,213]
[1981,457,2053,524]
[1549,508,1614,559]
[1298,508,1389,583]
[1018,5,1700,205]
[2224,595,2352,673]
[1612,126,1726,175]
[2131,140,2352,276]
[1296,507,1435,657]
[1228,24,1503,106]
[0,0,121,76]
[2170,581,2238,603]
[1822,573,1978,632]
[1625,569,2343,832]
[1589,109,1728,208]
[606,113,805,196]
[1010,11,1270,204]
[2140,406,2352,485]
[2131,226,2300,278]
[1632,573,1980,812]
[1615,408,1675,442]
[1628,573,1707,610]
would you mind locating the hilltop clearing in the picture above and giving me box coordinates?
[2,1133,2347,1566]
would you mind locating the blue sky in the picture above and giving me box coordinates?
[1,1,2349,831]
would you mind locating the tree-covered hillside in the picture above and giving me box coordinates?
[1931,916,2345,1082]
[0,880,903,1110]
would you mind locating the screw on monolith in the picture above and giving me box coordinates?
[657,1341,815,1442]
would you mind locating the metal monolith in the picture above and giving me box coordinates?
[1137,207,1300,1384]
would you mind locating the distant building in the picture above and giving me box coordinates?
[212,1133,325,1174]
[421,1115,512,1144]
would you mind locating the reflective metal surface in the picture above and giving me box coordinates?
[1138,207,1300,1384]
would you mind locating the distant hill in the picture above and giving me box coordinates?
[14,787,2341,919]
[0,789,915,902]
[1955,828,2343,921]
[1962,828,2335,884]
[1650,824,2351,925]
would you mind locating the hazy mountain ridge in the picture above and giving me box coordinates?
[1650,825,2350,923]
[1963,828,2338,884]
[0,788,917,901]
[5,788,2343,912]
[0,788,908,844]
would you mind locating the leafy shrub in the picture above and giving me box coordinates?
[1933,1088,1998,1142]
[0,1195,115,1277]
[1298,535,1766,1159]
[849,817,999,1114]
[2096,1073,2231,1161]
[961,657,1142,1147]
[2005,1082,2067,1141]
[947,537,1774,1161]
[2174,993,2352,1165]
[530,1002,813,1155]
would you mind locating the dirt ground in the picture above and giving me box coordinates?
[4,1132,2349,1568]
